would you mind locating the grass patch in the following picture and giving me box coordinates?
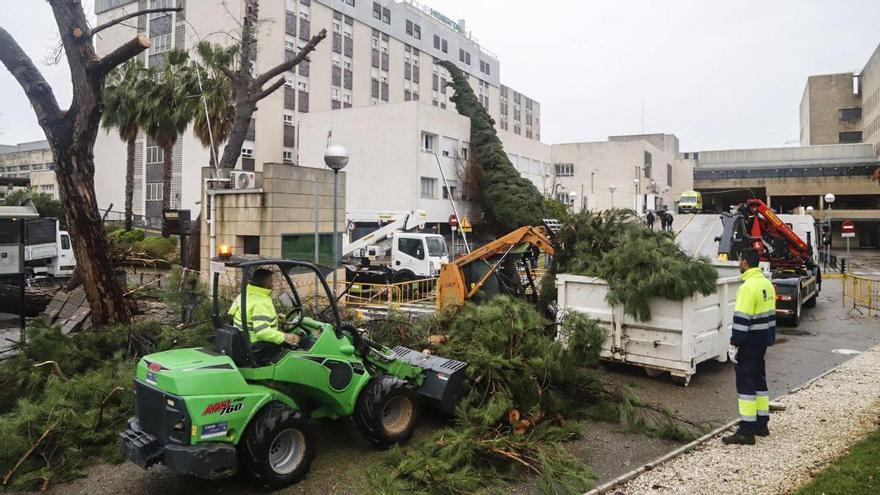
[794,428,880,495]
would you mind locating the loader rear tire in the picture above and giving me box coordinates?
[240,401,316,489]
[353,376,418,449]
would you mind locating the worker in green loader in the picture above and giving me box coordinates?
[228,268,301,361]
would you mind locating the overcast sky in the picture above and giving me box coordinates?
[2,0,879,151]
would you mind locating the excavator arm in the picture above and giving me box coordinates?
[436,225,555,310]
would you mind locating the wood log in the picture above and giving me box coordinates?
[0,284,54,316]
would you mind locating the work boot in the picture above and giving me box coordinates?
[754,425,770,437]
[722,433,755,445]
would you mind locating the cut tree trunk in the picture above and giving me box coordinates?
[161,143,173,237]
[218,99,256,169]
[185,214,201,271]
[0,284,54,317]
[124,136,135,231]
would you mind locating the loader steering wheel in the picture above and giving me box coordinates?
[282,306,306,334]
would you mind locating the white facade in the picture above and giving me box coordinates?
[298,101,551,224]
[92,0,542,220]
[549,134,680,213]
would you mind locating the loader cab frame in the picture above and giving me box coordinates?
[210,257,343,366]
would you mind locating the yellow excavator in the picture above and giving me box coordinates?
[436,223,557,311]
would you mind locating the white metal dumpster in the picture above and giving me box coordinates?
[556,272,742,385]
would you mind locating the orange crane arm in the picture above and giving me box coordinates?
[436,226,555,310]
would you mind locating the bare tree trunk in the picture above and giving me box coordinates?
[217,0,326,169]
[161,143,173,237]
[0,2,180,326]
[218,100,256,169]
[185,214,201,271]
[124,136,135,231]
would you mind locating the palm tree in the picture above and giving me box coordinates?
[142,49,197,237]
[103,59,150,231]
[192,41,236,167]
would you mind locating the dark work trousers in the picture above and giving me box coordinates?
[252,341,284,364]
[735,345,769,435]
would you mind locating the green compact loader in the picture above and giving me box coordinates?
[119,257,467,488]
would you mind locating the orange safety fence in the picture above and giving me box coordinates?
[842,274,880,316]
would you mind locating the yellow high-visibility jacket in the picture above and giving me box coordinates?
[228,284,284,345]
[732,267,776,348]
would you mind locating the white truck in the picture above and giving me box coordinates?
[0,218,76,278]
[343,210,448,283]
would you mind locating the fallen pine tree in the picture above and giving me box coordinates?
[367,296,605,494]
[541,209,718,321]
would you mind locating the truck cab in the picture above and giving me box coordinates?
[392,233,448,281]
[44,230,75,277]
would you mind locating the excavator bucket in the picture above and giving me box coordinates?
[390,347,468,415]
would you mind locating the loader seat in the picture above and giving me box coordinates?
[214,326,255,367]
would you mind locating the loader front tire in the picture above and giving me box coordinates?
[240,401,316,489]
[354,376,418,449]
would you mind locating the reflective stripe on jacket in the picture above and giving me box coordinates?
[228,284,283,345]
[732,267,776,347]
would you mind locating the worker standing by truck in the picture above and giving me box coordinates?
[723,248,775,446]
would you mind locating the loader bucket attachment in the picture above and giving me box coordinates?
[391,347,468,415]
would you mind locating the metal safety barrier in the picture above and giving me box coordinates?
[842,274,880,316]
[295,277,439,312]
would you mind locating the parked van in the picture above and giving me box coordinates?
[677,191,703,214]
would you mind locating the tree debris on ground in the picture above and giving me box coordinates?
[439,61,548,233]
[542,209,718,321]
[0,279,212,491]
[367,296,606,495]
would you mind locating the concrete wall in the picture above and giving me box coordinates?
[861,44,880,155]
[200,163,345,286]
[799,73,862,145]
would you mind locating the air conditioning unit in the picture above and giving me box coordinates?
[231,171,256,190]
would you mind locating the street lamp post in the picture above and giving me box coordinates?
[551,182,565,200]
[633,178,640,213]
[609,185,616,209]
[325,144,349,290]
[568,190,578,212]
[824,193,835,267]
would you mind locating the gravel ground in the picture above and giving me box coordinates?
[606,344,880,495]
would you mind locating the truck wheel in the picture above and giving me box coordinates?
[353,376,418,449]
[790,303,801,327]
[804,295,817,308]
[240,402,316,489]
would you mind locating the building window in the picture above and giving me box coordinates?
[441,39,447,53]
[644,151,652,178]
[554,163,574,177]
[242,235,260,255]
[146,145,164,164]
[146,182,163,201]
[420,177,436,199]
[241,146,254,158]
[283,113,294,125]
[839,131,863,143]
[283,150,294,164]
[404,20,420,39]
[372,1,381,19]
[839,107,862,122]
[667,164,673,187]
[459,49,470,64]
[421,132,435,151]
[382,6,390,23]
[149,33,171,55]
[433,34,440,49]
[442,185,457,200]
